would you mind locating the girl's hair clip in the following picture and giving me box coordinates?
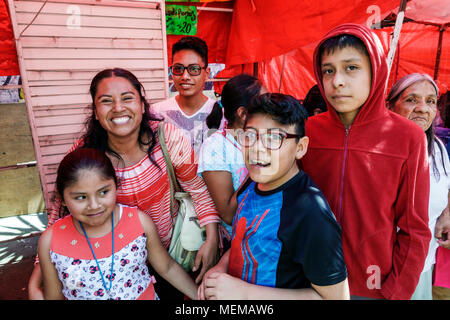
[218,100,224,109]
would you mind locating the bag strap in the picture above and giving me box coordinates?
[157,122,179,226]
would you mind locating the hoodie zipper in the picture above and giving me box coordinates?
[337,126,350,225]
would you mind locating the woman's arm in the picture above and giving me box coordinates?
[193,222,219,284]
[36,228,64,300]
[198,249,229,300]
[138,211,198,300]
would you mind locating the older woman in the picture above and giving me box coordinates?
[29,68,221,299]
[388,73,450,300]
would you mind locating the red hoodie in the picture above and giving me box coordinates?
[302,24,431,299]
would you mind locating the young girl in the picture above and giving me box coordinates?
[198,74,264,248]
[37,148,198,300]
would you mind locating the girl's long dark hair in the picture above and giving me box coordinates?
[206,74,263,129]
[83,68,162,167]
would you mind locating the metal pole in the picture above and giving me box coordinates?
[278,54,286,93]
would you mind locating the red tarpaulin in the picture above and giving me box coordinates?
[225,0,400,66]
[0,0,19,76]
[374,0,450,94]
[1,0,448,98]
[226,0,449,100]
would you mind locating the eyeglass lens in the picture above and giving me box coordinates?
[238,129,285,150]
[171,64,203,76]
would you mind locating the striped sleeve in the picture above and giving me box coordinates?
[163,122,220,226]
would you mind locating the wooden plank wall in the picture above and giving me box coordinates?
[0,103,45,218]
[8,0,169,210]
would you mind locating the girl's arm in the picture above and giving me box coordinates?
[202,171,237,225]
[36,227,64,300]
[138,211,198,300]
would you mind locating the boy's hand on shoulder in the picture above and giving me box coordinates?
[203,272,247,300]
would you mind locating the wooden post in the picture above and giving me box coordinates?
[7,0,49,206]
[433,25,445,81]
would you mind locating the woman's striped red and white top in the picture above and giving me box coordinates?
[47,121,220,248]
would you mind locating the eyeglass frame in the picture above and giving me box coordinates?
[170,63,207,76]
[236,127,301,150]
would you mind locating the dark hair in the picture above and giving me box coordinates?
[318,34,369,66]
[440,91,450,128]
[83,68,161,168]
[206,74,263,129]
[303,84,327,116]
[172,36,208,67]
[56,148,117,217]
[246,93,308,139]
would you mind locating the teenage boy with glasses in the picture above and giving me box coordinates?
[198,93,349,300]
[153,36,223,156]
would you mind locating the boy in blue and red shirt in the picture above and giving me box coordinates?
[198,93,349,300]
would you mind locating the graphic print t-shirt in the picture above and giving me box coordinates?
[229,172,347,288]
[152,96,224,156]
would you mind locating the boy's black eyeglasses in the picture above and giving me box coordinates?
[236,128,300,150]
[170,64,206,76]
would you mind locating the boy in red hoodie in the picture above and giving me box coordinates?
[301,24,431,299]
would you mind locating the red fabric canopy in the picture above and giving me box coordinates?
[400,0,450,25]
[0,0,19,76]
[236,0,450,100]
[374,23,450,95]
[2,0,448,98]
[225,0,400,66]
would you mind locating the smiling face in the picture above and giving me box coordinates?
[94,76,144,140]
[171,49,210,98]
[321,46,372,128]
[243,114,308,191]
[391,80,438,131]
[62,168,117,229]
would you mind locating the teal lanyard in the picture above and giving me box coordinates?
[79,211,115,299]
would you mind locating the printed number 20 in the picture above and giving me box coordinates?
[179,22,192,34]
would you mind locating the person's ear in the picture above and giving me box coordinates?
[295,136,309,160]
[236,106,247,123]
[204,66,211,79]
[141,99,145,114]
[59,193,66,207]
[94,106,99,121]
